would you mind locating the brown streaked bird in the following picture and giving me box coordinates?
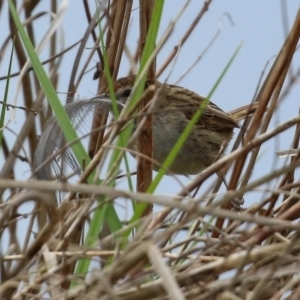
[33,75,255,180]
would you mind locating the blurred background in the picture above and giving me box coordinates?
[1,1,300,193]
[1,1,300,298]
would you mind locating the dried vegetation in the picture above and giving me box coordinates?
[1,1,300,299]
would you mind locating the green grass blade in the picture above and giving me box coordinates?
[0,39,14,147]
[8,0,89,172]
[8,0,121,278]
[130,42,243,224]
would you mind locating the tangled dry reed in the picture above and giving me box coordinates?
[1,1,300,299]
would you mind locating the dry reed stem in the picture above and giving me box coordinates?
[214,7,300,237]
[156,0,212,77]
[88,1,131,158]
[3,1,300,299]
[137,0,154,216]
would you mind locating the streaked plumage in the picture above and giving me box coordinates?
[34,75,255,179]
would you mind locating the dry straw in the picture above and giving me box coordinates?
[1,1,300,299]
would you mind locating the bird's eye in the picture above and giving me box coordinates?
[121,89,131,98]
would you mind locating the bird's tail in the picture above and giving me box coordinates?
[229,102,261,121]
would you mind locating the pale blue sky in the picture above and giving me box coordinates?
[1,1,300,218]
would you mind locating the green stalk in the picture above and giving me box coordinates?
[130,42,243,224]
[0,39,14,147]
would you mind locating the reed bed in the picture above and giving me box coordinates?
[1,1,300,299]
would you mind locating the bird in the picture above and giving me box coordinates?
[33,75,255,180]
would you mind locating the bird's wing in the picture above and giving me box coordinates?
[184,100,239,131]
